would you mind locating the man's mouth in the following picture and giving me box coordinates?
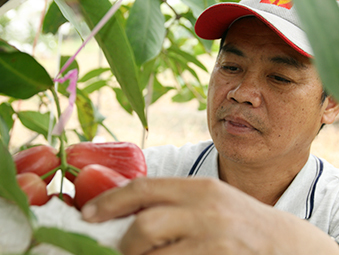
[215,105,264,135]
[222,116,258,135]
[227,119,251,128]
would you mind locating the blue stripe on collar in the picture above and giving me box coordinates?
[188,142,214,176]
[305,157,324,220]
[188,146,323,221]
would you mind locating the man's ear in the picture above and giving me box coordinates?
[322,96,339,124]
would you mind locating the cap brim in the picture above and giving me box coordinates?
[195,3,313,57]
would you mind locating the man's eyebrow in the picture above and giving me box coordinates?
[220,44,245,57]
[270,56,307,69]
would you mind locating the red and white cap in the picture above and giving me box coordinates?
[195,0,312,57]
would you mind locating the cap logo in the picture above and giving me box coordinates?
[260,0,293,9]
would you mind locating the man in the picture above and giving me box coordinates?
[82,0,339,254]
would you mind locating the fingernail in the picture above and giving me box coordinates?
[82,204,97,220]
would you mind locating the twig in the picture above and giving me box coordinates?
[162,0,181,20]
[32,0,48,56]
[141,73,154,149]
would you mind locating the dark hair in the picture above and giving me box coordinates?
[319,90,328,131]
[218,29,228,55]
[321,90,327,104]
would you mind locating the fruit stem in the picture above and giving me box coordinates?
[59,170,65,196]
[50,87,69,197]
[68,164,81,173]
[50,87,68,169]
[50,87,62,117]
[40,166,60,180]
[23,237,39,255]
[67,168,79,177]
[100,122,119,141]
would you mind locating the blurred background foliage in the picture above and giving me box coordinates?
[0,0,240,152]
[0,0,339,155]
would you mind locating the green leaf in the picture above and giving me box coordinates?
[195,84,208,99]
[0,116,10,147]
[0,48,54,99]
[82,80,108,94]
[220,0,241,3]
[57,56,80,97]
[0,102,14,131]
[54,0,90,39]
[76,93,98,141]
[126,0,166,66]
[172,86,195,103]
[61,55,80,75]
[79,67,111,82]
[168,46,208,72]
[113,88,133,114]
[73,129,89,142]
[167,50,201,82]
[34,227,121,255]
[198,101,207,111]
[0,39,18,53]
[177,12,214,53]
[293,0,339,101]
[0,142,31,219]
[17,111,54,140]
[139,58,157,90]
[42,1,68,35]
[151,78,173,104]
[163,54,181,79]
[181,0,216,18]
[79,0,148,129]
[76,90,105,141]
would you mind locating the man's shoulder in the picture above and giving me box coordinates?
[143,140,214,177]
[315,156,339,194]
[143,140,213,157]
[308,156,339,239]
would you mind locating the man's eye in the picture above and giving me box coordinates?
[270,75,291,84]
[222,66,239,72]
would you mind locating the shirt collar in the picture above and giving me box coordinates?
[274,155,323,219]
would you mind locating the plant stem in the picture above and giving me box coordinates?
[68,164,81,173]
[59,170,65,195]
[141,73,154,149]
[67,168,79,177]
[162,0,181,20]
[100,122,119,141]
[23,238,39,255]
[32,0,48,56]
[50,87,62,117]
[50,87,68,192]
[40,166,61,180]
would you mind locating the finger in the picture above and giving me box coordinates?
[144,239,210,255]
[119,206,194,255]
[82,177,215,222]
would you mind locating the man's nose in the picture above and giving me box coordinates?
[226,74,262,107]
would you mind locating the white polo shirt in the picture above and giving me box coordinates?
[143,140,339,242]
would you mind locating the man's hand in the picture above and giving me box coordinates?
[81,177,338,255]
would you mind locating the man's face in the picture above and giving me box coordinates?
[207,17,328,167]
